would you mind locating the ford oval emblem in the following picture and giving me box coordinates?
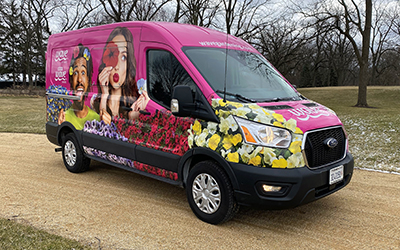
[324,138,338,149]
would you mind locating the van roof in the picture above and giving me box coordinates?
[49,21,257,52]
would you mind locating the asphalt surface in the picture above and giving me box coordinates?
[1,133,400,249]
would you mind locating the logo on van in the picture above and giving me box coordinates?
[288,106,330,121]
[324,138,338,149]
[55,50,68,62]
[55,67,67,81]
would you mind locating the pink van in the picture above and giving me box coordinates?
[45,21,354,224]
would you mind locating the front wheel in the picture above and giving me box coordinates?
[62,133,90,173]
[186,161,239,224]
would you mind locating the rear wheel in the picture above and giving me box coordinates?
[62,133,90,173]
[186,161,238,224]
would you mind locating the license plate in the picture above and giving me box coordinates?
[329,165,344,185]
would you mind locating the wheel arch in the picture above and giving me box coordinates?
[179,147,239,190]
[57,122,81,147]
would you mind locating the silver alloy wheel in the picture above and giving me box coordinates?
[192,173,221,214]
[64,140,77,167]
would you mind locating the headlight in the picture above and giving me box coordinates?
[234,116,292,148]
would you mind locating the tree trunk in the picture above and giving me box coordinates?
[357,61,368,107]
[355,0,372,107]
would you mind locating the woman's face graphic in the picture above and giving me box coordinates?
[109,35,127,90]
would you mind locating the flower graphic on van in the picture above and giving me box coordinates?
[46,85,72,123]
[137,78,146,94]
[102,41,119,67]
[208,134,221,150]
[187,98,306,169]
[73,46,79,58]
[83,48,91,61]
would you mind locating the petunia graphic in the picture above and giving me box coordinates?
[102,41,119,67]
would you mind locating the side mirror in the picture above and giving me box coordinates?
[171,85,195,117]
[171,85,219,123]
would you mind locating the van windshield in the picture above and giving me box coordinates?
[183,47,301,102]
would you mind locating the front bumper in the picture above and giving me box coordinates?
[231,152,354,209]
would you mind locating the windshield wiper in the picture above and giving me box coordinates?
[216,90,256,103]
[260,96,299,102]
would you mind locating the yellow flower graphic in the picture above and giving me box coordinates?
[289,141,302,154]
[295,127,303,134]
[222,137,232,150]
[192,120,201,135]
[227,101,243,108]
[273,121,284,128]
[249,155,262,166]
[227,152,239,163]
[262,110,271,116]
[248,104,260,109]
[272,157,288,168]
[222,134,242,150]
[69,67,73,76]
[273,113,285,123]
[231,134,242,146]
[208,134,221,151]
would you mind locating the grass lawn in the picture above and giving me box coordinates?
[0,218,91,249]
[0,96,46,134]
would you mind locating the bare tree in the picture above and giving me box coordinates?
[99,0,138,22]
[296,0,373,107]
[99,0,171,23]
[132,0,171,21]
[56,0,102,31]
[323,31,357,86]
[21,0,56,87]
[222,0,269,38]
[179,0,220,27]
[254,18,310,80]
[370,1,396,86]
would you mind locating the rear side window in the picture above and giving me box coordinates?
[147,50,197,108]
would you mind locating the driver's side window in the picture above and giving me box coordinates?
[147,50,197,108]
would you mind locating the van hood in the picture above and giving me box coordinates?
[211,99,342,134]
[260,100,342,132]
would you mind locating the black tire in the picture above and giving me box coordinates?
[62,133,90,173]
[186,161,239,224]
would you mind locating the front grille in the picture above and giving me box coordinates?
[303,126,346,169]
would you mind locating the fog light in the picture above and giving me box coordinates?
[262,184,282,192]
